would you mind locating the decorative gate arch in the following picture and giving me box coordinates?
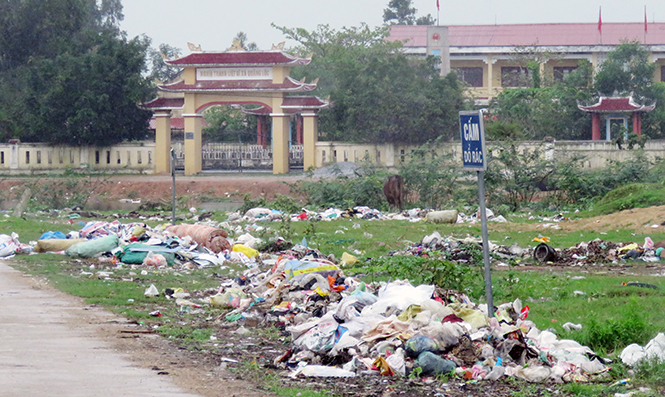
[142,43,328,175]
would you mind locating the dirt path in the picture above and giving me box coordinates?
[0,261,271,397]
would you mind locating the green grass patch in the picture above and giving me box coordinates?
[590,183,665,216]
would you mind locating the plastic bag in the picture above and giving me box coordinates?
[415,351,456,376]
[144,284,159,297]
[142,251,167,267]
[284,259,340,281]
[405,335,440,358]
[386,348,406,377]
[35,238,87,253]
[65,235,119,258]
[232,244,259,258]
[300,365,356,377]
[0,233,20,257]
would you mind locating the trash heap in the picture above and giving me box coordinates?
[239,206,507,224]
[2,220,260,269]
[201,254,609,382]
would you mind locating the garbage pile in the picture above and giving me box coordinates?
[239,206,507,224]
[0,220,261,269]
[207,255,609,382]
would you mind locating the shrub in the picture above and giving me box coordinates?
[357,256,482,293]
[397,138,465,209]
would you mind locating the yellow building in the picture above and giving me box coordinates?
[389,23,665,105]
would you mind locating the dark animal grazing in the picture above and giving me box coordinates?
[383,175,404,211]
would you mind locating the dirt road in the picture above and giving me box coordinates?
[0,261,202,396]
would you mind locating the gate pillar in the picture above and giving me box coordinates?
[154,111,172,174]
[271,113,290,174]
[183,113,203,175]
[302,112,318,171]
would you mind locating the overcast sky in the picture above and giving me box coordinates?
[120,0,665,52]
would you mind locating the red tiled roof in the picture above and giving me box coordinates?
[158,77,316,93]
[281,96,329,109]
[141,97,184,110]
[578,96,656,113]
[389,23,665,48]
[166,51,311,67]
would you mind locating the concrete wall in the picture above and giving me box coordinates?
[316,140,665,170]
[0,142,155,174]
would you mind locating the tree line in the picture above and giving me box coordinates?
[1,0,664,147]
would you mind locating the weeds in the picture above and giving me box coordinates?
[572,297,650,353]
[26,166,111,210]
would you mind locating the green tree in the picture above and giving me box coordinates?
[203,106,258,143]
[148,43,182,83]
[0,0,152,145]
[272,23,467,144]
[594,41,655,97]
[488,60,594,140]
[233,31,258,51]
[383,0,417,25]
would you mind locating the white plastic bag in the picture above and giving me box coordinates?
[144,284,159,297]
[0,233,20,257]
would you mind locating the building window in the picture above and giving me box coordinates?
[69,151,74,164]
[321,150,326,163]
[59,151,63,164]
[95,151,100,164]
[148,151,152,164]
[333,150,337,162]
[343,150,348,162]
[661,66,665,82]
[106,151,111,164]
[454,67,483,87]
[501,66,530,87]
[127,151,131,165]
[137,151,142,164]
[36,151,41,164]
[117,151,121,164]
[1,152,4,164]
[553,66,577,82]
[376,150,381,163]
[26,151,30,164]
[48,151,52,164]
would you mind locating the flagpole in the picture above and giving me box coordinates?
[644,5,648,44]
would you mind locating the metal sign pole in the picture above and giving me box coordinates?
[171,148,176,225]
[459,110,494,318]
[477,170,494,317]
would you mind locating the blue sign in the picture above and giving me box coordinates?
[459,110,487,170]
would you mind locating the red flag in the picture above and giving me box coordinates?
[598,6,602,33]
[645,5,648,33]
[436,0,440,11]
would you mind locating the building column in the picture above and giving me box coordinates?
[271,113,290,174]
[633,112,642,136]
[487,55,493,100]
[183,113,203,175]
[154,111,172,174]
[591,113,601,140]
[296,115,303,144]
[256,116,263,145]
[302,112,318,171]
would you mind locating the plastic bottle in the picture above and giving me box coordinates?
[484,357,504,381]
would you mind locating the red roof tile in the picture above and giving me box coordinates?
[166,51,311,67]
[578,96,656,113]
[389,23,665,48]
[158,77,317,93]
